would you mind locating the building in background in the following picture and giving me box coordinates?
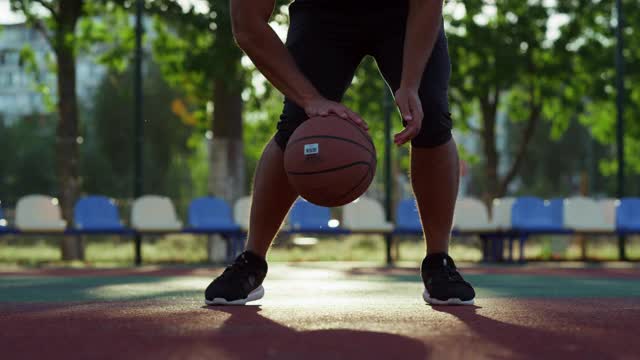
[0,22,106,125]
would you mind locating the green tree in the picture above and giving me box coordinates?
[10,0,86,259]
[147,1,244,202]
[0,114,57,206]
[443,0,590,205]
[145,0,291,202]
[503,119,594,197]
[557,0,640,194]
[85,61,196,210]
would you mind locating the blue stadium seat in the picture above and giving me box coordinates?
[549,198,564,229]
[74,196,126,232]
[616,197,640,232]
[509,196,569,262]
[511,196,565,232]
[288,199,346,233]
[187,196,241,233]
[394,198,422,234]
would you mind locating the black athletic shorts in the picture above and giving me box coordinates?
[274,0,453,150]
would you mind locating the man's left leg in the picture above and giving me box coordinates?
[411,138,475,305]
[373,22,475,305]
[411,139,458,257]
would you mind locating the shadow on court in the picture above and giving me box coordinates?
[0,302,429,360]
[431,304,632,360]
[202,305,429,359]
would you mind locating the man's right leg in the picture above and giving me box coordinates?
[372,14,475,304]
[204,4,364,305]
[245,139,299,258]
[204,137,299,305]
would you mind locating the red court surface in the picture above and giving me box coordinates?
[1,263,640,359]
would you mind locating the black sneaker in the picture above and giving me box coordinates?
[204,251,267,305]
[421,253,475,305]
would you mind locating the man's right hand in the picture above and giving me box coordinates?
[303,97,369,131]
[231,0,367,132]
[232,0,367,133]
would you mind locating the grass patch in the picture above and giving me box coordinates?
[0,234,638,266]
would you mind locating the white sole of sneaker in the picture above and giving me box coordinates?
[205,285,265,306]
[423,289,475,306]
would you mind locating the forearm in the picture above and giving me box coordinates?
[400,0,443,90]
[232,15,320,107]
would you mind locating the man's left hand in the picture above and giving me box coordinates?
[393,87,423,146]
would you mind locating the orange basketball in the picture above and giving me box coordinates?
[284,115,377,207]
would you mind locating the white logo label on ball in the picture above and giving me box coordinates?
[304,143,319,155]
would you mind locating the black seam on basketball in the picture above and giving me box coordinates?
[333,163,373,203]
[339,117,376,149]
[287,135,375,157]
[287,161,370,175]
[292,163,372,206]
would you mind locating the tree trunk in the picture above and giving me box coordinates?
[206,13,246,262]
[55,0,83,260]
[208,2,246,203]
[206,74,245,264]
[479,85,540,220]
[480,93,499,212]
[497,102,541,196]
[206,3,247,262]
[209,77,245,202]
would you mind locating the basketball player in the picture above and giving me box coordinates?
[205,0,475,305]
